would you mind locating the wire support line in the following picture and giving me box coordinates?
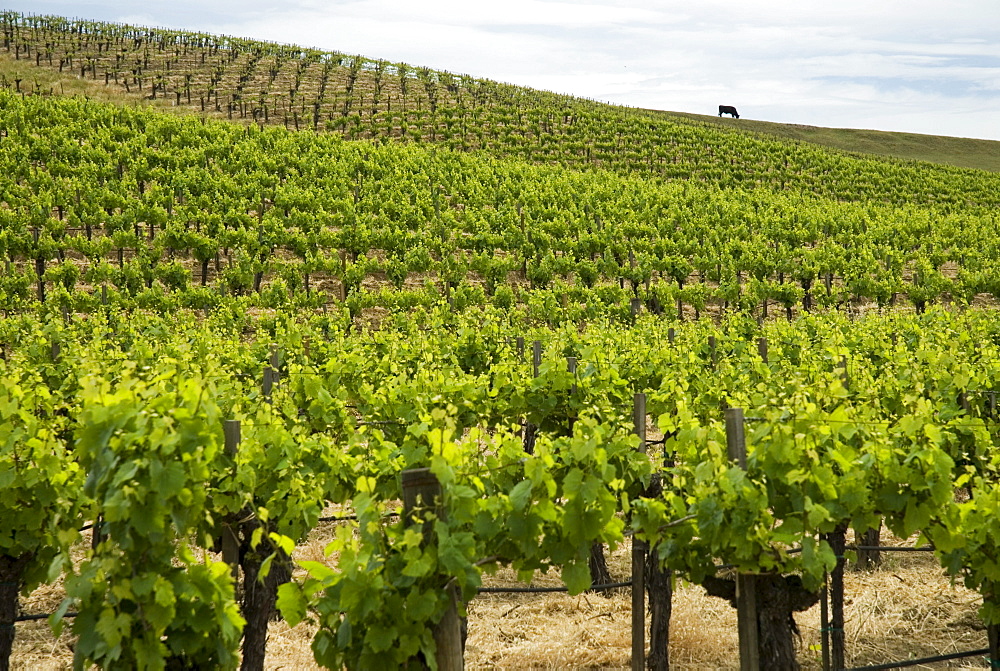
[850,545,934,552]
[742,416,894,427]
[455,458,530,480]
[15,612,78,622]
[842,647,991,671]
[741,416,1000,430]
[477,580,632,594]
[707,544,933,573]
[623,513,697,538]
[317,511,401,523]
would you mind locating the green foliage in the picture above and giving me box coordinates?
[925,478,1000,624]
[0,368,84,593]
[0,88,997,321]
[280,410,649,667]
[44,259,80,292]
[64,367,244,670]
[0,25,995,657]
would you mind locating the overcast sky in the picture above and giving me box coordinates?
[7,1,1000,140]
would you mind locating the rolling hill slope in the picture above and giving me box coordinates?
[1,10,1000,324]
[2,10,999,208]
[663,111,1000,173]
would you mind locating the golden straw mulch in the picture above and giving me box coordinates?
[11,529,990,670]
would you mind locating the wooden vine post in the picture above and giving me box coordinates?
[827,363,850,670]
[988,622,999,671]
[262,343,280,401]
[644,388,672,670]
[32,228,45,304]
[521,340,542,454]
[631,392,647,671]
[401,468,463,671]
[826,526,846,670]
[262,366,274,400]
[725,407,760,671]
[567,356,577,434]
[820,579,831,671]
[221,419,241,584]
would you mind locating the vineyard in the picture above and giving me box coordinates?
[4,309,1000,669]
[2,8,1000,671]
[2,89,1000,325]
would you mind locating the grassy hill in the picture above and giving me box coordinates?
[2,10,1000,323]
[664,111,1000,173]
[2,10,999,188]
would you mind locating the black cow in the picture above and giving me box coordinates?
[718,105,739,118]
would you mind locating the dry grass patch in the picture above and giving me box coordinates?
[463,539,989,671]
[11,526,991,670]
[467,591,633,670]
[839,547,988,669]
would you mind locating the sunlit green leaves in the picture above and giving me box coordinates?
[66,366,242,670]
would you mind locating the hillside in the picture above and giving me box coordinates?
[5,12,1000,671]
[1,9,1000,326]
[6,40,997,178]
[664,111,1000,173]
[2,88,999,325]
[2,11,999,206]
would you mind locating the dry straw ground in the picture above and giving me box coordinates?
[11,524,990,670]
